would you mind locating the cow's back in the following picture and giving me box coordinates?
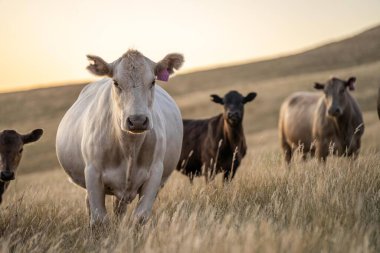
[279,92,320,150]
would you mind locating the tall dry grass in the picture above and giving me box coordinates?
[0,149,379,253]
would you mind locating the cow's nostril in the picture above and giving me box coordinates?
[127,117,134,127]
[143,117,148,127]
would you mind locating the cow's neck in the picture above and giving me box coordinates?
[111,100,147,184]
[331,103,354,146]
[222,116,244,150]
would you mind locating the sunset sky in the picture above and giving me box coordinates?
[0,0,379,92]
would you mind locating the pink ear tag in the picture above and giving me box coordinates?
[157,69,170,82]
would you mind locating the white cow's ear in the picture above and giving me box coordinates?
[155,53,184,81]
[86,55,113,77]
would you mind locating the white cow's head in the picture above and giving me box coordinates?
[86,50,184,134]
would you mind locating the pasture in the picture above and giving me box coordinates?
[0,25,379,252]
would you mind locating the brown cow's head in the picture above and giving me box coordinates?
[86,50,184,134]
[210,91,257,127]
[314,77,356,117]
[0,129,43,182]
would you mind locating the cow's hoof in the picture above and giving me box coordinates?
[89,216,110,236]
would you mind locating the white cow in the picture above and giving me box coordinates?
[56,50,184,226]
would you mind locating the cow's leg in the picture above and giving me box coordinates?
[189,173,194,184]
[301,152,308,161]
[113,196,128,219]
[134,162,164,224]
[223,159,239,183]
[223,169,232,182]
[282,141,292,164]
[206,169,217,183]
[0,182,4,204]
[223,169,236,182]
[84,164,107,227]
[316,140,328,162]
[204,174,209,184]
[85,194,91,218]
[347,138,361,160]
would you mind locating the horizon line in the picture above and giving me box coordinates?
[1,22,378,94]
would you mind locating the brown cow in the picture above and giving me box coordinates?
[0,129,43,203]
[279,77,364,163]
[176,90,257,183]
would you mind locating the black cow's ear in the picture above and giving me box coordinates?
[210,94,224,105]
[243,92,257,104]
[346,76,356,91]
[22,129,43,144]
[314,83,325,90]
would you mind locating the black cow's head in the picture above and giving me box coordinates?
[0,129,43,182]
[210,91,257,127]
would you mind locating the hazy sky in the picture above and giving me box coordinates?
[0,0,379,91]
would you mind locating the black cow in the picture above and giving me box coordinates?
[0,129,43,203]
[176,90,257,183]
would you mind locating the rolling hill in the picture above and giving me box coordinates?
[0,23,379,174]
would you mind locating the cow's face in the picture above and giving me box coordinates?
[314,77,356,117]
[211,91,257,127]
[86,50,184,134]
[0,129,43,182]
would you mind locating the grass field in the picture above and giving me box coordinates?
[0,24,379,252]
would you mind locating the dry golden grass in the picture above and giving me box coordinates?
[0,25,379,252]
[0,149,379,252]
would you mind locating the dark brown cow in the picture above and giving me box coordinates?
[0,129,43,203]
[177,90,257,183]
[279,77,364,163]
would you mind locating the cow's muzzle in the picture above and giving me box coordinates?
[126,114,149,134]
[227,112,242,126]
[0,171,15,182]
[328,107,343,117]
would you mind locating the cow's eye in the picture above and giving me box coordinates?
[113,80,121,91]
[19,148,23,154]
[151,80,155,88]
